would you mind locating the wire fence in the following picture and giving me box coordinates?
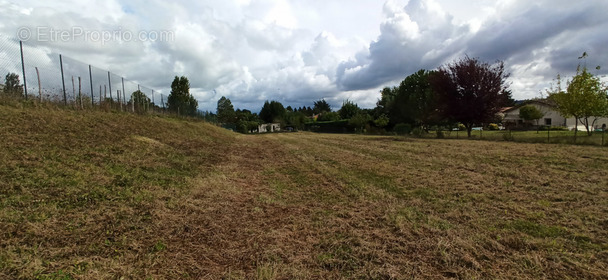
[416,128,608,146]
[0,35,167,113]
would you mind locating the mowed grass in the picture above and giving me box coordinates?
[1,105,607,279]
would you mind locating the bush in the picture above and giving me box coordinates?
[411,127,425,137]
[374,114,389,128]
[348,113,372,133]
[488,123,499,130]
[236,120,259,134]
[393,123,412,135]
[436,130,445,139]
[458,123,466,131]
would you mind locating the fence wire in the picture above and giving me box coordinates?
[0,35,163,113]
[0,36,23,99]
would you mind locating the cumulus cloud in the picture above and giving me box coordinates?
[1,0,607,112]
[336,0,608,100]
[336,0,468,91]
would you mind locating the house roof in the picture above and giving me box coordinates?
[502,99,556,113]
[499,107,513,113]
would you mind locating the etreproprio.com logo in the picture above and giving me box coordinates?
[16,26,174,45]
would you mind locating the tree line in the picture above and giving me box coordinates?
[215,55,606,137]
[3,55,604,136]
[212,56,515,136]
[374,57,515,137]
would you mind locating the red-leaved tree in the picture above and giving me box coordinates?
[431,56,512,137]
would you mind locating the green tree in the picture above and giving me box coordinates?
[167,76,198,116]
[313,99,331,114]
[374,70,439,130]
[548,62,608,136]
[200,111,218,123]
[235,109,255,121]
[374,114,390,128]
[430,57,511,137]
[376,87,397,117]
[3,72,24,98]
[317,111,340,122]
[285,111,307,130]
[306,106,313,115]
[338,99,360,120]
[348,112,372,133]
[217,96,236,124]
[236,115,260,133]
[234,109,260,133]
[518,105,544,129]
[259,100,286,123]
[391,69,438,130]
[130,90,151,113]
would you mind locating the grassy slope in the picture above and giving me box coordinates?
[1,105,607,279]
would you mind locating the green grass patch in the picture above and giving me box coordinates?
[506,219,567,238]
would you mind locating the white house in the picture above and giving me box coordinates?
[258,123,281,133]
[502,100,608,131]
[502,100,566,128]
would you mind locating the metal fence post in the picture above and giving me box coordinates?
[78,76,82,109]
[71,76,75,106]
[19,41,28,99]
[121,77,125,105]
[60,55,67,105]
[89,65,94,107]
[107,71,112,107]
[35,67,41,102]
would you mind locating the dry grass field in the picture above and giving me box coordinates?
[1,105,607,279]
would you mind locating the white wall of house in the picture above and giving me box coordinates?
[503,101,608,131]
[258,123,281,133]
[541,107,567,127]
[503,102,566,127]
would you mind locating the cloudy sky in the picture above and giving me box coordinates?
[0,0,606,112]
